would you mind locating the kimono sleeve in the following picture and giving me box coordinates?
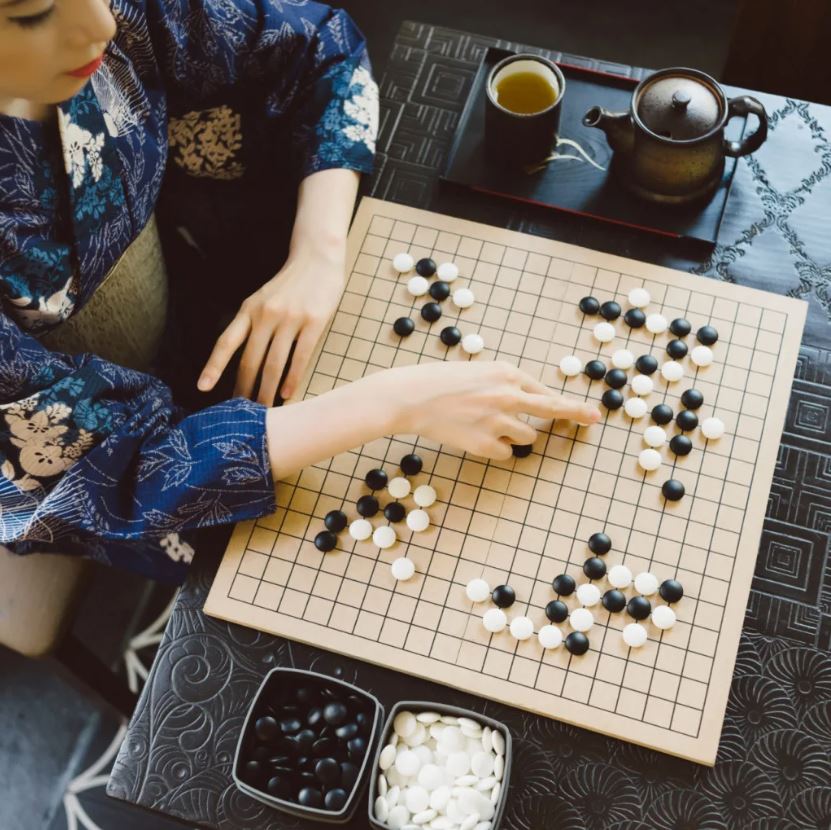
[0,311,276,546]
[138,0,379,180]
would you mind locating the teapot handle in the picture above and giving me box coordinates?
[724,96,768,158]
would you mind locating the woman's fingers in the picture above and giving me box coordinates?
[493,415,538,446]
[257,325,298,406]
[518,392,601,425]
[198,313,251,391]
[280,322,322,400]
[235,325,276,399]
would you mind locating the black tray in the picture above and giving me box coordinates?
[441,48,748,244]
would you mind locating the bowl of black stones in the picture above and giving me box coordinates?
[367,701,511,830]
[233,668,384,823]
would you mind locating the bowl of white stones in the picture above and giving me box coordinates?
[367,701,511,830]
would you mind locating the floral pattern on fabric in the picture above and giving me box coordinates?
[0,0,377,583]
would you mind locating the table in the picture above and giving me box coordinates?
[108,22,831,830]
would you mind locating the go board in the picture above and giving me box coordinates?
[205,197,806,764]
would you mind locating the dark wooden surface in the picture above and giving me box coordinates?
[109,23,831,830]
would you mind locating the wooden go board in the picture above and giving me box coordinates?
[205,197,806,764]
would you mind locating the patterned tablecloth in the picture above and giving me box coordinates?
[109,22,831,830]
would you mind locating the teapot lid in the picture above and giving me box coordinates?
[635,69,723,140]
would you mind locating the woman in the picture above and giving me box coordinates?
[0,0,600,585]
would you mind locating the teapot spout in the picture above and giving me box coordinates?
[582,107,634,155]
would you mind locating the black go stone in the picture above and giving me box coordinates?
[492,584,516,608]
[666,339,689,359]
[325,789,349,811]
[340,762,359,791]
[347,737,367,762]
[627,595,652,620]
[255,716,280,743]
[335,722,359,741]
[384,502,406,523]
[296,729,316,754]
[600,300,622,320]
[605,368,628,389]
[552,574,576,596]
[416,257,437,277]
[421,302,442,323]
[602,589,627,613]
[440,325,462,346]
[602,389,624,410]
[676,410,699,431]
[635,354,659,375]
[364,468,388,491]
[512,444,533,458]
[585,359,607,380]
[681,388,704,410]
[400,454,423,476]
[356,495,379,517]
[298,788,324,808]
[565,631,590,655]
[314,531,338,553]
[324,510,347,533]
[697,325,719,345]
[583,557,607,580]
[669,434,693,456]
[393,316,415,337]
[670,317,692,337]
[588,532,612,554]
[244,759,264,782]
[662,479,686,501]
[660,579,685,603]
[280,716,302,735]
[323,702,348,727]
[579,296,600,315]
[624,308,646,328]
[429,280,451,301]
[266,775,291,799]
[545,599,569,623]
[651,403,674,425]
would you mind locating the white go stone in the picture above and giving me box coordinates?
[630,374,654,396]
[378,773,388,797]
[391,557,416,581]
[393,252,415,273]
[407,509,431,533]
[638,448,662,471]
[380,744,398,770]
[593,321,616,343]
[418,763,445,791]
[646,313,668,334]
[701,416,725,439]
[623,623,648,648]
[394,710,417,738]
[414,808,438,825]
[538,625,563,649]
[651,604,677,630]
[453,288,475,309]
[461,333,485,354]
[408,275,430,297]
[374,525,397,549]
[396,749,421,777]
[559,354,583,376]
[430,786,451,811]
[634,571,659,595]
[389,476,411,499]
[492,730,505,756]
[465,578,490,603]
[406,786,431,814]
[576,583,601,607]
[483,608,507,633]
[387,804,410,828]
[569,607,594,632]
[375,795,390,822]
[509,616,534,640]
[438,262,459,281]
[691,345,714,367]
[414,484,437,507]
[446,751,470,777]
[417,712,441,724]
[612,349,635,370]
[643,425,667,448]
[661,360,684,382]
[349,518,373,541]
[625,398,648,419]
[608,564,633,589]
[628,287,651,307]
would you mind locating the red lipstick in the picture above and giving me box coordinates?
[67,54,104,79]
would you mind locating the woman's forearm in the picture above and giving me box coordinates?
[289,168,360,263]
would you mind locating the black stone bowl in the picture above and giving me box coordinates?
[367,700,512,830]
[233,667,384,824]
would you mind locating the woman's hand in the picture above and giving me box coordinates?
[198,246,345,404]
[265,360,601,479]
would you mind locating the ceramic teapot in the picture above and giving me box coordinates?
[582,67,768,204]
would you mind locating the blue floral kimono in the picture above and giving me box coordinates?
[0,0,378,583]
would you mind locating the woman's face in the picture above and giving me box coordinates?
[0,0,116,106]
